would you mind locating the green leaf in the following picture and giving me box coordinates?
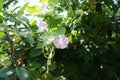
[49,62,56,71]
[13,27,28,36]
[0,24,9,30]
[13,6,21,12]
[0,31,5,38]
[48,0,59,5]
[27,34,35,44]
[29,70,41,80]
[41,32,55,45]
[25,6,40,14]
[17,2,29,17]
[29,49,42,57]
[36,43,44,48]
[0,0,3,10]
[0,12,5,23]
[54,27,66,35]
[21,16,29,24]
[0,66,15,77]
[38,66,46,73]
[40,27,66,45]
[40,32,49,45]
[42,72,54,80]
[16,67,31,80]
[1,57,11,66]
[54,76,67,80]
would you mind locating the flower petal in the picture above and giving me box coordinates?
[36,19,48,32]
[53,35,69,49]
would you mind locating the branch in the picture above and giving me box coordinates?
[4,32,14,57]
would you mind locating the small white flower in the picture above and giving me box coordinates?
[53,35,69,49]
[39,4,48,14]
[36,19,48,32]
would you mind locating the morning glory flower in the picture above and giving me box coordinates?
[53,35,69,49]
[36,19,48,32]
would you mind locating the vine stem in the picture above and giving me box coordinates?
[46,59,50,74]
[46,52,52,74]
[44,46,55,74]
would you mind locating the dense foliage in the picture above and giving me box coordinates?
[0,0,120,80]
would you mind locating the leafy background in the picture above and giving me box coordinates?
[0,0,120,80]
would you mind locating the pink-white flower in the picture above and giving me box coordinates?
[36,19,48,32]
[53,35,69,49]
[39,4,48,14]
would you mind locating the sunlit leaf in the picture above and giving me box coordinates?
[25,6,40,14]
[40,0,48,4]
[0,31,5,38]
[0,12,5,22]
[0,0,3,10]
[17,2,29,17]
[0,56,11,66]
[48,0,59,5]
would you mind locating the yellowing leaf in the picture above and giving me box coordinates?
[40,0,48,4]
[0,12,3,16]
[26,6,40,14]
